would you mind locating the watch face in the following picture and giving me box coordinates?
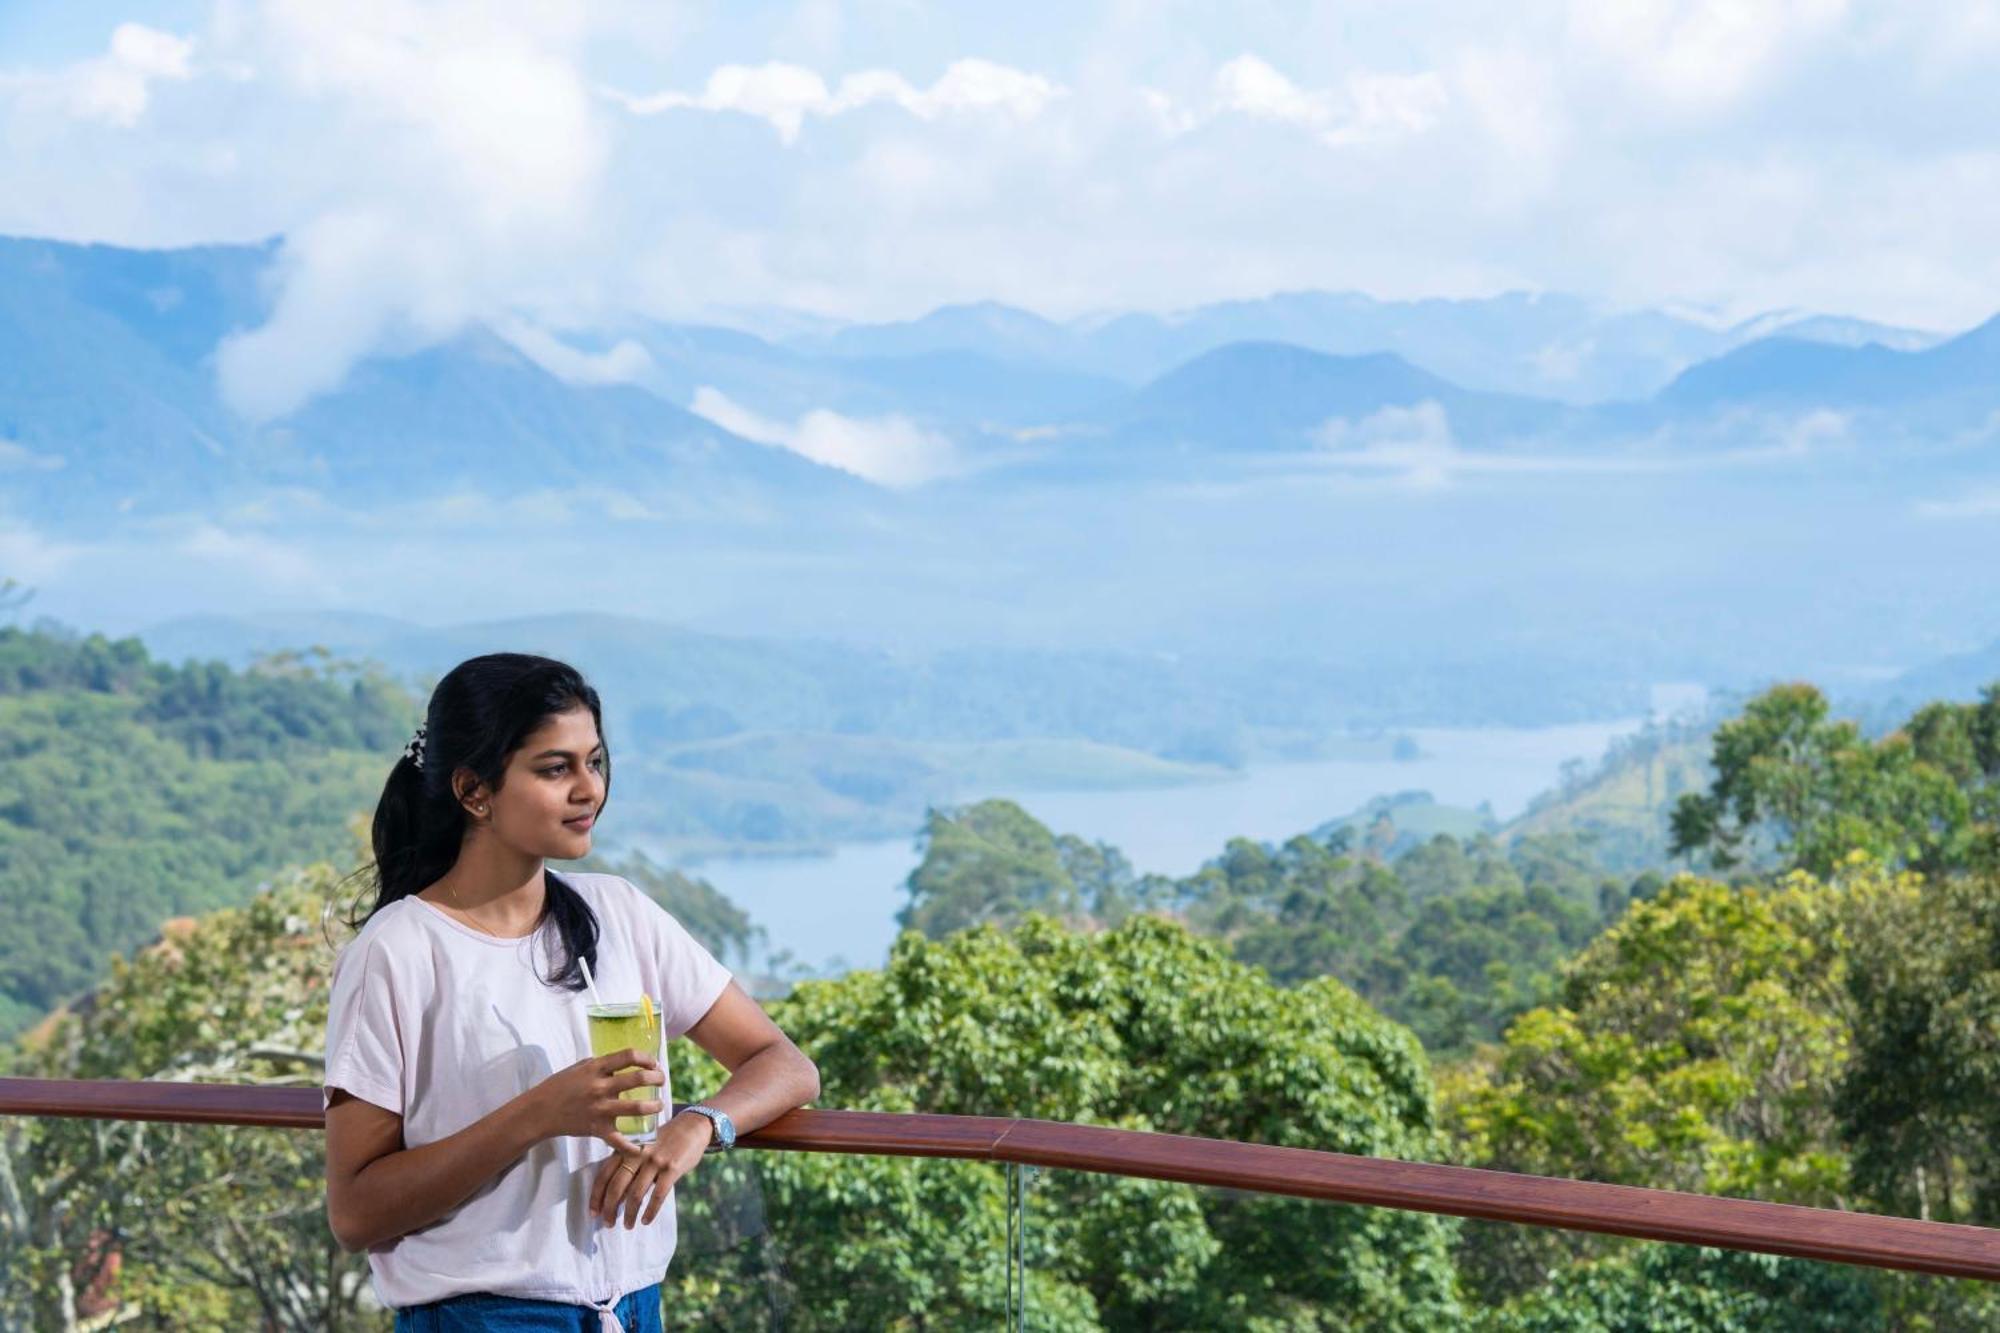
[691,1105,734,1148]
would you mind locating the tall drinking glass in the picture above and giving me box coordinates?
[586,998,663,1142]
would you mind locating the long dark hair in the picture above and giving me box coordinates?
[346,652,613,992]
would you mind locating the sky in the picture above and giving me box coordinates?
[4,0,2000,419]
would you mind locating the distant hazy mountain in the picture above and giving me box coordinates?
[0,232,1981,525]
[1100,341,1568,450]
[1864,635,2000,713]
[137,606,1644,752]
[1660,315,2000,415]
[0,235,860,524]
[270,328,862,504]
[803,299,1080,368]
[1722,311,1940,352]
[604,320,1126,427]
[0,236,270,521]
[780,289,1940,403]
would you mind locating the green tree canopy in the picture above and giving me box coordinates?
[668,912,1462,1330]
[1838,869,2000,1226]
[902,803,1625,1058]
[1669,682,2000,876]
[0,625,419,1036]
[897,798,1156,938]
[1445,870,1854,1305]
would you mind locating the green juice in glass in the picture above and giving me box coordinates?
[586,999,663,1141]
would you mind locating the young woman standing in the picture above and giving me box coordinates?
[322,653,818,1331]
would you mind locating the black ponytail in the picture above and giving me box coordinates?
[344,652,613,993]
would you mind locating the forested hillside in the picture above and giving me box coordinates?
[0,624,415,1037]
[0,619,792,1044]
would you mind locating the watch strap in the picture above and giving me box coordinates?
[677,1103,735,1152]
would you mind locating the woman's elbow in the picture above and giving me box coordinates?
[327,1204,365,1254]
[327,1193,381,1253]
[798,1052,821,1106]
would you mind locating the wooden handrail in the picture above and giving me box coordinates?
[5,1077,1998,1282]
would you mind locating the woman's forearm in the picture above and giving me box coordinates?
[334,1093,547,1252]
[682,1042,819,1137]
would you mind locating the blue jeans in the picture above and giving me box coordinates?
[392,1282,662,1332]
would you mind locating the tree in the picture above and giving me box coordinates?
[1472,1244,1882,1332]
[1446,872,1853,1300]
[1669,683,1989,876]
[664,912,1463,1330]
[0,578,31,621]
[1,858,378,1331]
[898,800,1094,937]
[1838,869,2000,1226]
[903,806,1625,1058]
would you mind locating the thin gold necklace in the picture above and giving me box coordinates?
[443,878,537,939]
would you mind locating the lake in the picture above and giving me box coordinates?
[642,718,1647,976]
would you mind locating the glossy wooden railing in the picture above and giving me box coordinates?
[5,1077,1998,1282]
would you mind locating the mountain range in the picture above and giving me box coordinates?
[2,232,1993,525]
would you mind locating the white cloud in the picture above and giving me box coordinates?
[174,523,338,595]
[8,0,2000,397]
[419,485,666,525]
[1775,407,1849,455]
[206,2,611,419]
[606,57,1065,144]
[1566,0,1849,115]
[494,318,655,386]
[1315,401,1464,488]
[1156,54,1449,147]
[1306,401,1849,489]
[689,386,957,487]
[0,23,196,129]
[1916,488,2000,519]
[0,521,87,586]
[0,440,67,472]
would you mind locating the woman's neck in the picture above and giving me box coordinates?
[419,841,548,936]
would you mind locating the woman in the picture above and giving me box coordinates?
[322,653,818,1332]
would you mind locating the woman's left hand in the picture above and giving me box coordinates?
[590,1109,710,1229]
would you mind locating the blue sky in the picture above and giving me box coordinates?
[4,1,1999,417]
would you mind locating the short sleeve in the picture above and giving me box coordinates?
[627,879,735,1041]
[322,937,407,1115]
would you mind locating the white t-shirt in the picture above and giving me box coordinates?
[321,870,734,1313]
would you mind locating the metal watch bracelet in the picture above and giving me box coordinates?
[676,1102,735,1152]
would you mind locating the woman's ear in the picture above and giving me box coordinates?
[453,771,489,816]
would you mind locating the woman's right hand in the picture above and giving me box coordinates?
[527,1048,665,1147]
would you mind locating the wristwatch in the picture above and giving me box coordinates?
[676,1103,736,1153]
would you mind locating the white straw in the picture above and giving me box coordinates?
[577,952,606,1010]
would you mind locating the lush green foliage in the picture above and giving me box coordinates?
[1470,1245,1883,1332]
[1449,871,1852,1204]
[900,801,1619,1056]
[0,858,369,1331]
[667,912,1462,1330]
[895,798,1161,938]
[1508,714,1715,873]
[1670,682,2000,875]
[1839,870,2000,1226]
[0,626,416,1036]
[1446,859,1999,1323]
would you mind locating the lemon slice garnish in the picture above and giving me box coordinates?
[639,992,657,1040]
